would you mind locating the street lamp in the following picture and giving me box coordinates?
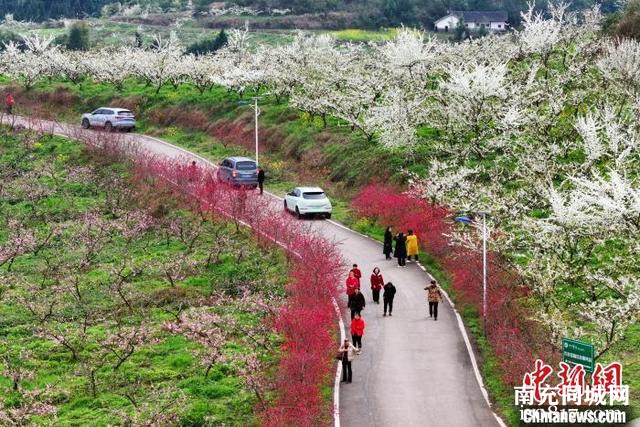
[238,95,265,167]
[454,212,489,335]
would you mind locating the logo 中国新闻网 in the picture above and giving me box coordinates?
[514,359,629,424]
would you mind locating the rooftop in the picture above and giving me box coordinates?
[453,10,508,22]
[99,107,132,112]
[296,186,325,193]
[227,156,256,162]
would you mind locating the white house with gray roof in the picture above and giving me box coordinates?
[434,10,508,32]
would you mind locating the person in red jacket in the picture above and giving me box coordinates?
[350,313,365,353]
[5,93,14,115]
[370,267,384,304]
[345,270,359,309]
[350,264,362,287]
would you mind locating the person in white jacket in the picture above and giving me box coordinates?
[339,338,357,383]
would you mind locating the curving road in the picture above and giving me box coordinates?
[2,116,502,427]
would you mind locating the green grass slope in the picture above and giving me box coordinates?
[0,127,287,425]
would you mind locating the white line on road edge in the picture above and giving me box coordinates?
[417,260,507,427]
[332,300,346,427]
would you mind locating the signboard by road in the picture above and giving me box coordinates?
[562,338,595,373]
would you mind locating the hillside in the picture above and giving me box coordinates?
[0,0,619,29]
[0,0,108,21]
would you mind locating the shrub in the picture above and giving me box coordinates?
[616,0,640,40]
[352,182,450,257]
[67,22,91,51]
[0,30,21,51]
[185,30,229,56]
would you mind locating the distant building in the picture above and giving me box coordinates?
[434,11,509,32]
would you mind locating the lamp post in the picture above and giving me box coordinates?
[239,96,264,167]
[454,212,489,335]
[252,96,260,167]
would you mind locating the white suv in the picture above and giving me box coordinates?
[284,187,332,219]
[81,108,136,131]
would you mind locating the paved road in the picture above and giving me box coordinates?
[313,220,499,427]
[2,116,500,427]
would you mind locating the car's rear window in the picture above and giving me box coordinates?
[236,161,256,171]
[303,192,326,200]
[117,110,134,117]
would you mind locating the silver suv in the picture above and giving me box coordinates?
[81,108,136,131]
[217,157,258,188]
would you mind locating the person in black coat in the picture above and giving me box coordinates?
[257,167,265,195]
[394,232,407,267]
[350,288,366,319]
[383,226,393,260]
[383,282,396,316]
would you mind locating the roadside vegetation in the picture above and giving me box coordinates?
[0,126,288,425]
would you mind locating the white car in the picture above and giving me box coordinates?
[284,187,332,219]
[81,107,136,131]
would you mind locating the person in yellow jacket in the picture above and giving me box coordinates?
[406,229,419,262]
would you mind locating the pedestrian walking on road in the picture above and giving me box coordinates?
[425,280,442,320]
[370,267,384,304]
[339,339,356,383]
[350,288,366,319]
[383,281,396,316]
[383,226,393,259]
[346,271,360,309]
[394,232,407,267]
[350,313,365,353]
[406,229,419,262]
[257,167,265,195]
[188,160,198,182]
[350,264,362,287]
[5,93,14,115]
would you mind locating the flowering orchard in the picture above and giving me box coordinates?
[0,128,331,425]
[402,8,640,363]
